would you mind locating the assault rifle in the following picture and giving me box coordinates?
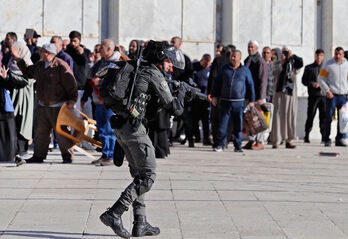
[167,78,208,101]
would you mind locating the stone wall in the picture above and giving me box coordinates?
[221,0,316,97]
[0,0,101,50]
[108,0,216,62]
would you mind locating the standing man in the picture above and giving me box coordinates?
[24,29,41,64]
[215,43,224,57]
[2,32,17,67]
[66,30,93,150]
[262,46,274,103]
[50,35,74,71]
[243,40,268,150]
[211,49,255,152]
[170,36,194,147]
[66,31,91,90]
[11,43,78,163]
[192,53,212,145]
[318,47,348,147]
[207,45,235,148]
[302,49,326,143]
[82,39,119,166]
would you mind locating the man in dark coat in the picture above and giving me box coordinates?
[12,43,78,163]
[192,53,212,145]
[207,44,235,148]
[170,36,194,147]
[302,49,326,143]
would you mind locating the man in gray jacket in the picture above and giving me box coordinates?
[318,47,348,147]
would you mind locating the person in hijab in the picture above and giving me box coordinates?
[5,42,35,165]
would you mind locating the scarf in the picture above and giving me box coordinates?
[7,42,33,74]
[246,52,262,67]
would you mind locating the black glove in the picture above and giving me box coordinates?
[110,115,127,129]
[113,140,125,167]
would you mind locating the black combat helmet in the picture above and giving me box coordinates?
[143,40,185,69]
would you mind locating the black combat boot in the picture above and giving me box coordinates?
[132,215,160,237]
[99,201,131,239]
[25,156,44,164]
[304,134,310,143]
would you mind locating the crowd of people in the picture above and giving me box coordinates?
[1,29,348,165]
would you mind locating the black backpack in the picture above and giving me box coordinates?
[99,61,135,112]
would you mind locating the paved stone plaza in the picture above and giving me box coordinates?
[0,141,348,239]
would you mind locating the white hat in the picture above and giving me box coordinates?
[282,45,292,51]
[248,40,259,48]
[42,43,57,55]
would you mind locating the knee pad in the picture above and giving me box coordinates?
[133,176,154,195]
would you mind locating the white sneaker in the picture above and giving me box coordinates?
[213,147,223,152]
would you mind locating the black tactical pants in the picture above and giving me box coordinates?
[115,121,156,216]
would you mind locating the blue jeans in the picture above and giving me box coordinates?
[95,104,116,158]
[324,94,347,142]
[217,100,244,149]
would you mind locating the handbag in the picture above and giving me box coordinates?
[243,105,267,135]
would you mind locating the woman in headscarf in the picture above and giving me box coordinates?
[3,42,34,164]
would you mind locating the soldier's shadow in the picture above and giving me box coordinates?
[0,230,113,239]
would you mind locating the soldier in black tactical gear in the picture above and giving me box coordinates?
[99,40,186,238]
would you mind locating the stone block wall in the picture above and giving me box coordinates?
[0,0,101,50]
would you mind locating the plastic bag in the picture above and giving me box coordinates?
[260,102,274,130]
[243,105,267,135]
[339,102,348,133]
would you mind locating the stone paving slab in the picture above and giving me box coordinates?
[0,141,348,238]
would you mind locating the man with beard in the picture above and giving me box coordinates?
[243,40,268,150]
[24,29,41,64]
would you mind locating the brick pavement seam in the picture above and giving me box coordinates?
[212,183,242,239]
[262,203,290,239]
[81,167,103,238]
[169,176,184,239]
[318,207,348,236]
